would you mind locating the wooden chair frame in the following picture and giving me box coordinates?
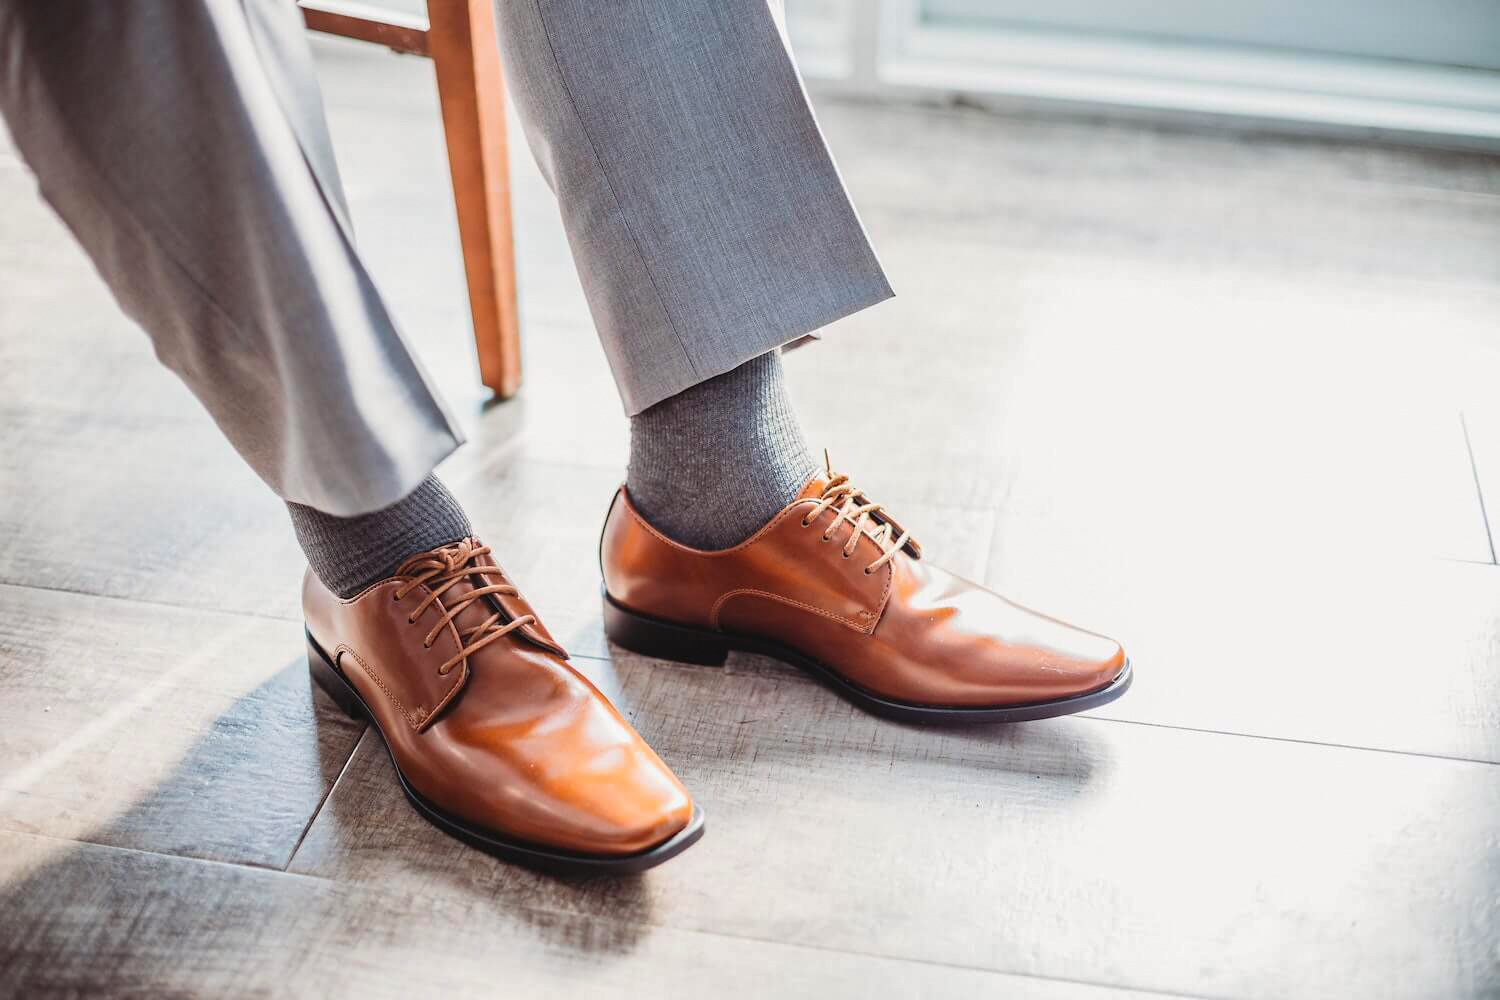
[301,0,522,399]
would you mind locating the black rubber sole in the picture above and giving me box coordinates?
[306,630,705,874]
[602,589,1133,724]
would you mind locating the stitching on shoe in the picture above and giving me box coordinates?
[338,644,423,729]
[334,581,466,730]
[872,560,893,625]
[711,589,879,634]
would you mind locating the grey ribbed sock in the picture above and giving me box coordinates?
[627,351,817,550]
[287,475,472,598]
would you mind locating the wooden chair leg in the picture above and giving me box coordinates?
[426,0,522,399]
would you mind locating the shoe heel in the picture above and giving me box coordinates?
[602,591,729,666]
[306,629,365,720]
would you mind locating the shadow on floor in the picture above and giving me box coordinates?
[0,655,668,994]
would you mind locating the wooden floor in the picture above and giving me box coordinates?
[3,36,1499,1000]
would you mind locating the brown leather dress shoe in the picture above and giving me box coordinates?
[600,464,1131,723]
[305,538,702,872]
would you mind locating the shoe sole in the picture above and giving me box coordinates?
[306,629,705,874]
[602,588,1133,724]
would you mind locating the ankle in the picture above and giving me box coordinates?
[626,352,817,549]
[288,474,471,597]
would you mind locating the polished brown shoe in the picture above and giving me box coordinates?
[305,538,702,872]
[600,463,1131,723]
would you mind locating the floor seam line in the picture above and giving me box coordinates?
[1077,713,1498,766]
[573,650,1500,765]
[0,578,301,625]
[2,828,338,884]
[502,913,1218,1000]
[282,725,370,873]
[1460,410,1496,565]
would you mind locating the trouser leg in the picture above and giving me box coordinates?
[0,0,463,516]
[493,0,893,416]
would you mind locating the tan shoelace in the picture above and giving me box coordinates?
[394,541,536,675]
[799,458,915,575]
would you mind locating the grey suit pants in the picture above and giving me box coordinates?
[0,1,890,515]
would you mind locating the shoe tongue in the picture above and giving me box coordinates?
[796,474,829,501]
[420,538,568,659]
[801,471,924,560]
[471,548,567,657]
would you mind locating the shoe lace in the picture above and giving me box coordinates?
[798,454,916,575]
[393,541,536,676]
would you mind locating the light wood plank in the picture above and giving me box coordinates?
[784,235,1497,557]
[826,100,1500,286]
[291,658,1500,1000]
[0,831,1150,1000]
[985,516,1500,763]
[0,584,362,868]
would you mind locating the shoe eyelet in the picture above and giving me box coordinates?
[422,640,432,649]
[800,518,812,528]
[406,616,415,625]
[841,551,850,559]
[863,567,873,575]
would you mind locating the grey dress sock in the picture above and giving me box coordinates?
[627,351,817,550]
[287,475,472,598]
